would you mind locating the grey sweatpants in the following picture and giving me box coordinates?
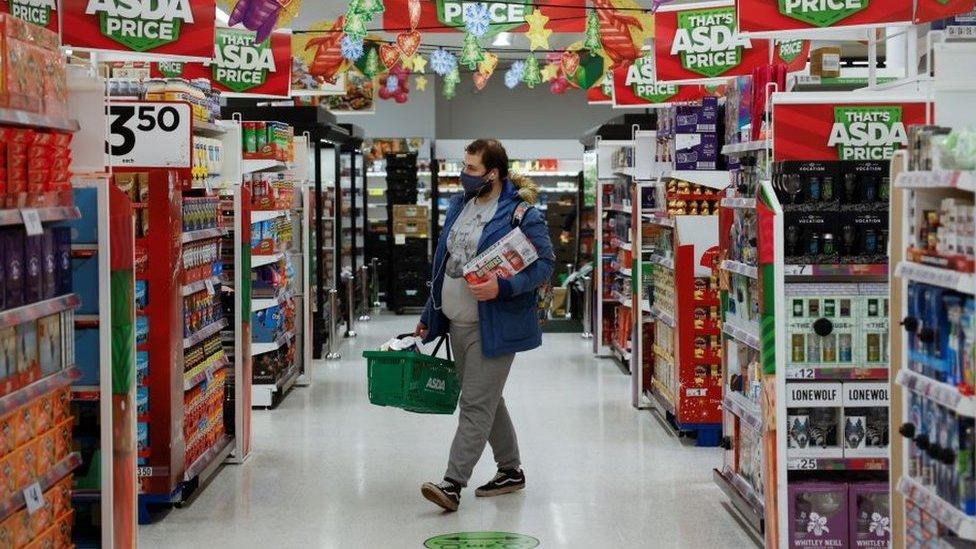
[445,322,520,486]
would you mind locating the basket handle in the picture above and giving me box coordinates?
[394,333,453,362]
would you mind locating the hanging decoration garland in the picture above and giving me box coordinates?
[464,3,492,37]
[524,8,552,51]
[224,0,302,44]
[411,55,427,74]
[459,33,485,70]
[407,0,421,29]
[414,75,428,91]
[479,52,498,78]
[561,51,581,78]
[355,0,385,20]
[522,56,542,88]
[505,60,525,89]
[379,65,410,103]
[583,10,601,52]
[443,67,460,99]
[593,0,653,69]
[304,17,348,84]
[340,34,365,61]
[473,72,489,91]
[430,49,458,76]
[396,30,422,57]
[379,43,401,69]
[360,45,381,78]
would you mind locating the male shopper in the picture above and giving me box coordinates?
[415,139,554,512]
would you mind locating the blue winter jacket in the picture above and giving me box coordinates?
[420,177,555,358]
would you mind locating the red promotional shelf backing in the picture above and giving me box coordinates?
[654,1,772,83]
[914,0,976,23]
[736,0,913,34]
[772,100,930,162]
[61,0,216,60]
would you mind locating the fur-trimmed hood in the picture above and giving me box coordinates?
[509,173,538,204]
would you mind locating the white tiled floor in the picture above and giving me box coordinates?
[138,313,758,548]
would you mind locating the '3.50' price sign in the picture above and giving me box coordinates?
[105,102,191,168]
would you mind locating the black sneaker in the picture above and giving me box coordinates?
[475,468,525,497]
[421,479,461,511]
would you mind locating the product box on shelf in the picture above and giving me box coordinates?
[786,382,843,458]
[675,133,719,171]
[787,286,858,369]
[0,14,67,117]
[242,121,293,162]
[905,282,975,387]
[788,482,849,548]
[842,382,889,459]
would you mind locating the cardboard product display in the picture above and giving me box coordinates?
[811,46,842,78]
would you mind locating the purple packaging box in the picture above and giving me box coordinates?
[788,482,849,548]
[676,96,719,134]
[24,233,43,305]
[849,482,890,548]
[53,227,71,296]
[4,230,25,309]
[41,230,56,300]
[675,133,719,171]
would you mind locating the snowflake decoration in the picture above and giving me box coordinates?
[504,68,521,89]
[806,513,830,537]
[430,49,458,76]
[340,34,365,61]
[386,75,400,93]
[869,513,890,537]
[464,3,491,37]
[508,60,526,81]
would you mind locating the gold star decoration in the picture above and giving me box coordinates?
[541,63,559,82]
[415,76,428,91]
[524,8,552,51]
[411,54,427,74]
[400,55,413,71]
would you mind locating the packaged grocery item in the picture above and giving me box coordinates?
[787,482,849,548]
[849,483,890,548]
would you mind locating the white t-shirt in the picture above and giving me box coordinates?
[442,196,499,325]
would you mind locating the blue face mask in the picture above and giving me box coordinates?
[460,171,493,197]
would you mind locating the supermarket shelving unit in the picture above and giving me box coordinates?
[889,40,976,548]
[221,104,346,361]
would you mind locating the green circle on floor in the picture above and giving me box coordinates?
[424,532,540,548]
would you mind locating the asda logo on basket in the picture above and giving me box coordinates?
[778,0,869,27]
[426,378,446,391]
[437,0,529,36]
[625,56,678,103]
[212,28,276,93]
[86,0,195,52]
[671,7,752,78]
[8,0,55,27]
[828,106,908,160]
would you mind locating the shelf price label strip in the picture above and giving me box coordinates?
[896,369,975,417]
[898,475,976,540]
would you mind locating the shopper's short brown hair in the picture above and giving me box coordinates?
[465,139,509,180]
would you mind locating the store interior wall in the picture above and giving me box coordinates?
[435,79,618,140]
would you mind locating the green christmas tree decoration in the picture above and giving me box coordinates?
[443,80,457,99]
[459,33,485,70]
[522,56,542,88]
[584,10,601,52]
[361,46,380,78]
[357,0,385,19]
[343,11,368,39]
[444,67,461,87]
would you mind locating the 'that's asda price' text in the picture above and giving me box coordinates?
[85,0,195,51]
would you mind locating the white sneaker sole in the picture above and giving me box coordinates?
[475,483,525,497]
[421,482,459,512]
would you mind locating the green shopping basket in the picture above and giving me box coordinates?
[363,334,459,414]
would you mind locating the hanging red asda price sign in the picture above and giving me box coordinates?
[154,28,292,97]
[736,0,913,34]
[914,0,976,23]
[0,0,59,31]
[772,100,928,161]
[61,0,216,59]
[383,0,585,35]
[654,2,805,83]
[612,56,713,108]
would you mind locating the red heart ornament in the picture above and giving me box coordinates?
[396,31,421,58]
[473,72,488,91]
[380,43,401,69]
[561,51,580,77]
